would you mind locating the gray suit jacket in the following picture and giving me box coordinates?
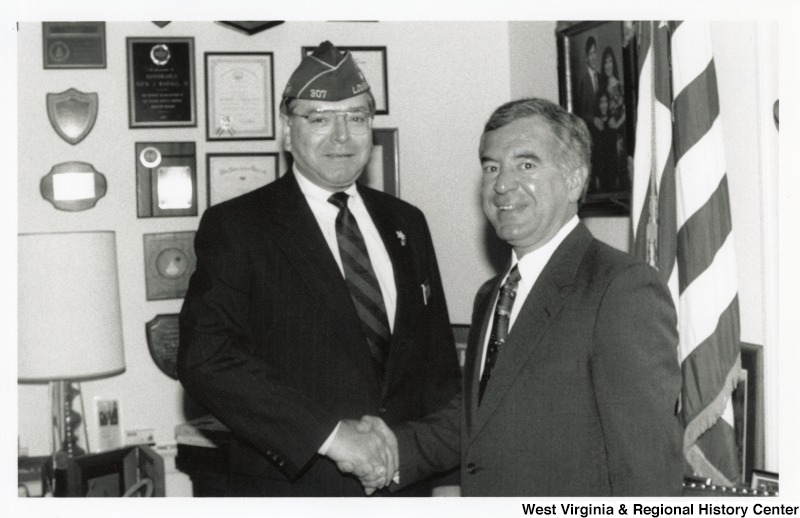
[395,223,684,496]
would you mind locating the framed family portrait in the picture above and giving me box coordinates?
[205,52,275,140]
[359,128,399,196]
[556,21,638,217]
[303,46,389,115]
[207,152,279,206]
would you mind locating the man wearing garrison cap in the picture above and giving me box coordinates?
[178,41,461,496]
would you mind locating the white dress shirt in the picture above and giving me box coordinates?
[294,169,397,331]
[479,216,580,376]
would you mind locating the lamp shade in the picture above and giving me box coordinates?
[18,231,125,381]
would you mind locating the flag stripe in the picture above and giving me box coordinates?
[678,236,738,357]
[681,296,741,418]
[671,21,713,97]
[675,121,727,227]
[672,62,720,163]
[689,419,739,485]
[676,176,732,291]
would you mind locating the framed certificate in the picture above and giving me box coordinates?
[359,128,399,196]
[207,153,278,206]
[205,52,275,140]
[303,46,389,115]
[127,37,196,128]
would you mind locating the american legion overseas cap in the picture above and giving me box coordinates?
[282,41,370,102]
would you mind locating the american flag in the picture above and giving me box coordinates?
[631,21,742,484]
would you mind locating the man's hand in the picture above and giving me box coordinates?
[325,419,396,491]
[356,415,399,495]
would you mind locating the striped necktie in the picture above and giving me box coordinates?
[478,265,521,405]
[329,192,391,377]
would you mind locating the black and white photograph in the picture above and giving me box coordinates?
[8,6,795,515]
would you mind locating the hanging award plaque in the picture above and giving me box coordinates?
[46,88,98,145]
[146,314,180,379]
[127,37,196,128]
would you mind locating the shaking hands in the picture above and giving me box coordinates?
[325,415,398,495]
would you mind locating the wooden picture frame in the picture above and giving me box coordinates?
[750,469,778,494]
[204,52,275,141]
[359,128,399,196]
[736,342,765,485]
[206,152,279,206]
[302,46,389,115]
[557,21,637,217]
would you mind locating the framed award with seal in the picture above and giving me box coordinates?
[143,232,196,300]
[205,52,275,141]
[135,141,197,218]
[127,37,196,128]
[145,314,180,379]
[43,22,106,69]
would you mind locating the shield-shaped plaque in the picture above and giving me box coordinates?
[146,314,180,379]
[46,88,99,145]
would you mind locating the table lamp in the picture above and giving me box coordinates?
[18,231,125,462]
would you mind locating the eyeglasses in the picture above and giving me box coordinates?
[291,110,374,134]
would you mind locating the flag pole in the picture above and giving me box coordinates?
[645,21,659,269]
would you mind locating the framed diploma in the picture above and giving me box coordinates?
[302,46,389,115]
[143,232,196,300]
[207,153,278,206]
[126,37,196,128]
[359,128,399,196]
[205,52,275,140]
[135,141,197,218]
[43,22,106,69]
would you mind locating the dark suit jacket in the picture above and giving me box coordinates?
[578,67,599,125]
[394,223,684,496]
[177,171,461,496]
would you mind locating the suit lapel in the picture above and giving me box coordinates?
[359,186,414,397]
[463,278,500,437]
[468,224,594,441]
[270,173,380,387]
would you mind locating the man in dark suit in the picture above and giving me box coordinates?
[177,41,461,497]
[577,36,599,127]
[356,98,684,496]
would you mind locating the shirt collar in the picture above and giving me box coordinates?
[293,166,360,206]
[510,216,580,282]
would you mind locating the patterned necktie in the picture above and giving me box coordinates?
[478,265,521,405]
[329,192,391,377]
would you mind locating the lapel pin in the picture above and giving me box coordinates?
[396,231,407,246]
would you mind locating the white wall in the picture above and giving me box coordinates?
[17,20,780,470]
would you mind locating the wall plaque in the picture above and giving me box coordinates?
[143,232,196,300]
[127,37,196,128]
[43,22,106,69]
[146,314,180,379]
